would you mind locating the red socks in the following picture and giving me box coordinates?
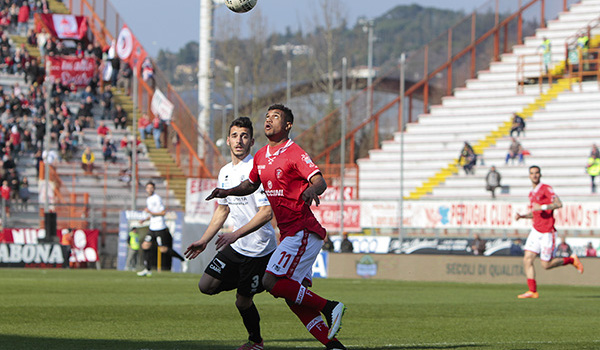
[270,278,327,310]
[563,257,574,265]
[527,278,537,293]
[288,304,331,345]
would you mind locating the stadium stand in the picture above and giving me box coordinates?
[2,2,182,236]
[357,0,600,201]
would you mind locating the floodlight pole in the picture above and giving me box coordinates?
[131,69,138,211]
[361,19,374,120]
[286,60,291,105]
[44,78,51,214]
[340,57,347,235]
[234,65,239,119]
[399,53,406,240]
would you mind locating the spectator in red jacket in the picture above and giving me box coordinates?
[138,113,152,140]
[17,2,29,35]
[97,121,110,146]
[1,179,10,218]
[585,242,597,257]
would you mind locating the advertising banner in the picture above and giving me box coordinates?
[185,178,218,223]
[319,186,354,201]
[0,228,98,267]
[360,200,600,230]
[312,202,361,232]
[58,229,99,265]
[1,228,47,244]
[0,243,66,268]
[46,57,96,87]
[117,211,184,272]
[389,237,515,256]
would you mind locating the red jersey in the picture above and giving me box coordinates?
[97,125,109,136]
[248,139,326,240]
[528,183,556,233]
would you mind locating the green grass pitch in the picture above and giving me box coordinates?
[1,268,599,349]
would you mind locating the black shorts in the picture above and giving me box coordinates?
[204,245,273,297]
[142,228,172,247]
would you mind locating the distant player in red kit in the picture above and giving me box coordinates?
[207,104,346,349]
[515,165,583,299]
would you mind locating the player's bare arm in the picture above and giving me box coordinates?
[215,205,273,250]
[515,212,532,220]
[184,204,230,259]
[206,179,259,200]
[531,196,563,211]
[302,173,327,207]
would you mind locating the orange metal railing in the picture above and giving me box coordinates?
[567,47,600,88]
[38,161,89,229]
[65,0,224,179]
[294,0,576,186]
[516,14,600,93]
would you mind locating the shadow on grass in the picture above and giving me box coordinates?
[0,335,320,350]
[0,335,492,350]
[386,344,488,350]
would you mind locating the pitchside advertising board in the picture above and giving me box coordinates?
[360,200,600,230]
[0,228,99,268]
[117,210,184,272]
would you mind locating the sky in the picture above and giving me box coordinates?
[110,0,482,57]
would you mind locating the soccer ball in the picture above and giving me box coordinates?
[225,0,257,13]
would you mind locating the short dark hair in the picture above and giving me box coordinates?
[146,181,155,188]
[268,103,294,124]
[229,116,253,138]
[529,165,541,173]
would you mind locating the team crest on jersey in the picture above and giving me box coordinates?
[276,168,283,179]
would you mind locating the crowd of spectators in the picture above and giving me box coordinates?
[0,0,161,216]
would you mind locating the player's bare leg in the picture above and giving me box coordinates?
[518,250,539,298]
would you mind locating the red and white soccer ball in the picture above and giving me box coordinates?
[225,0,257,13]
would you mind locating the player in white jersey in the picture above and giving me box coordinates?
[137,181,185,277]
[185,117,276,350]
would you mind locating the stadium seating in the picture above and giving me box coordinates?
[357,0,600,201]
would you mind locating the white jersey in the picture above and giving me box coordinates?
[217,154,277,258]
[146,193,167,231]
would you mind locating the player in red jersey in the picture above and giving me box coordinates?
[207,104,346,350]
[515,165,583,299]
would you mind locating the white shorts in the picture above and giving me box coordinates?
[524,228,556,262]
[265,230,323,286]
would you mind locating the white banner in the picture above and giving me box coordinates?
[360,201,600,230]
[185,178,218,223]
[116,26,134,60]
[151,88,174,121]
[52,14,79,39]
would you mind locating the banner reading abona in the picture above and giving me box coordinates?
[0,228,99,268]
